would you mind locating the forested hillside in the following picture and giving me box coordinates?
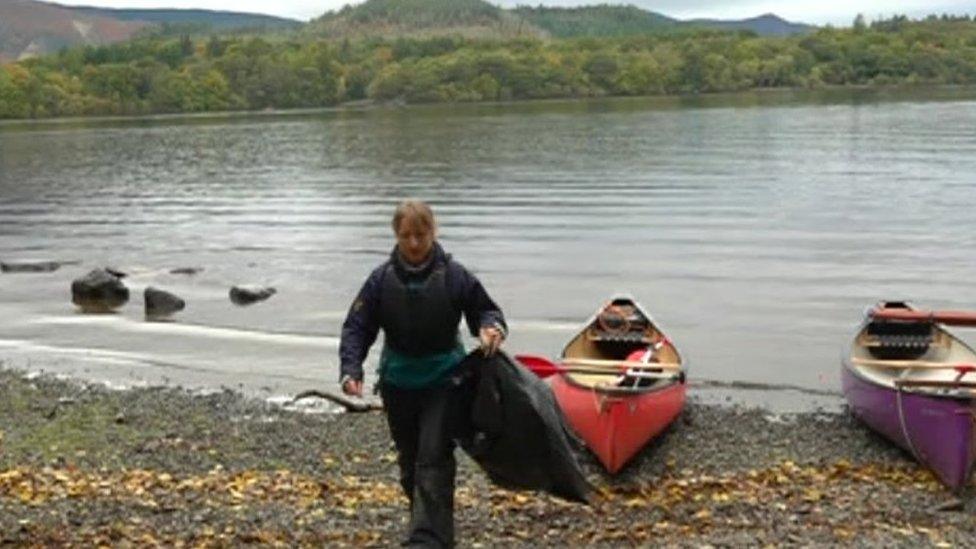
[307,0,545,39]
[1,16,974,119]
[512,5,675,38]
[309,1,810,40]
[1,0,815,64]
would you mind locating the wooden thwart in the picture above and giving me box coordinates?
[560,367,679,379]
[561,357,682,371]
[852,357,976,370]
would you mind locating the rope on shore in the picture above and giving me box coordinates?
[292,389,383,413]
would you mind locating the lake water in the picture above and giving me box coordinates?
[2,88,975,410]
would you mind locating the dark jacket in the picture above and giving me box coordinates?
[339,241,506,382]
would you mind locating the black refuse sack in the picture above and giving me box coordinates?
[450,350,592,504]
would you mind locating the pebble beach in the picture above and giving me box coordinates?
[1,368,974,547]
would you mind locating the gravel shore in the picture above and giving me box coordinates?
[1,368,973,546]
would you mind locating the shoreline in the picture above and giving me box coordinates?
[1,84,975,127]
[0,346,844,414]
[1,367,973,545]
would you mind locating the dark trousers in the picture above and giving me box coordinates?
[380,382,457,548]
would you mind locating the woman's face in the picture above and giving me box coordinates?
[396,216,435,266]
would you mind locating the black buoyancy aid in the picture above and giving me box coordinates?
[379,259,461,357]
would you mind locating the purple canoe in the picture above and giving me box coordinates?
[842,301,976,491]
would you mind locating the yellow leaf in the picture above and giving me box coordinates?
[802,489,823,502]
[624,497,647,508]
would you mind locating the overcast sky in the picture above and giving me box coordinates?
[51,0,976,26]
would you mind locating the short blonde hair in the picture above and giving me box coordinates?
[392,200,436,233]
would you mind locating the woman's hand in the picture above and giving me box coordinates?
[342,378,363,397]
[479,325,505,357]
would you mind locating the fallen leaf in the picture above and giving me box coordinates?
[802,489,823,502]
[624,497,647,508]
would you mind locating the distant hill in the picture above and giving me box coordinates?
[0,0,300,62]
[62,5,301,32]
[0,0,147,62]
[512,5,676,38]
[0,0,816,63]
[307,0,547,39]
[685,13,814,36]
[306,1,814,41]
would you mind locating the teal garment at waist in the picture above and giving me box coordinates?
[379,341,466,389]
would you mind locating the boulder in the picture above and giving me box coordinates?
[71,269,129,312]
[1,260,61,273]
[144,287,186,318]
[229,285,276,305]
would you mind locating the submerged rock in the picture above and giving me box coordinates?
[71,269,129,313]
[104,267,128,278]
[1,260,61,273]
[144,286,186,318]
[229,285,276,306]
[170,267,204,275]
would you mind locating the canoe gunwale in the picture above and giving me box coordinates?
[844,351,976,399]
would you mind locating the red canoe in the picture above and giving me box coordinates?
[520,295,686,474]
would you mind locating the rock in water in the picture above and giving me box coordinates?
[104,267,128,278]
[144,286,186,318]
[1,260,61,273]
[229,285,276,305]
[71,269,129,313]
[170,267,203,275]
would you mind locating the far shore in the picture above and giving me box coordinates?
[1,84,975,128]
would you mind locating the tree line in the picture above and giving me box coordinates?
[1,16,975,119]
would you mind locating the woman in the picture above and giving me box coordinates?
[339,200,506,548]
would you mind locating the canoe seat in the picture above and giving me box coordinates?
[866,321,933,360]
[587,330,650,343]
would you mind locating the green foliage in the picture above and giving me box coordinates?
[1,15,975,119]
[338,0,500,26]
